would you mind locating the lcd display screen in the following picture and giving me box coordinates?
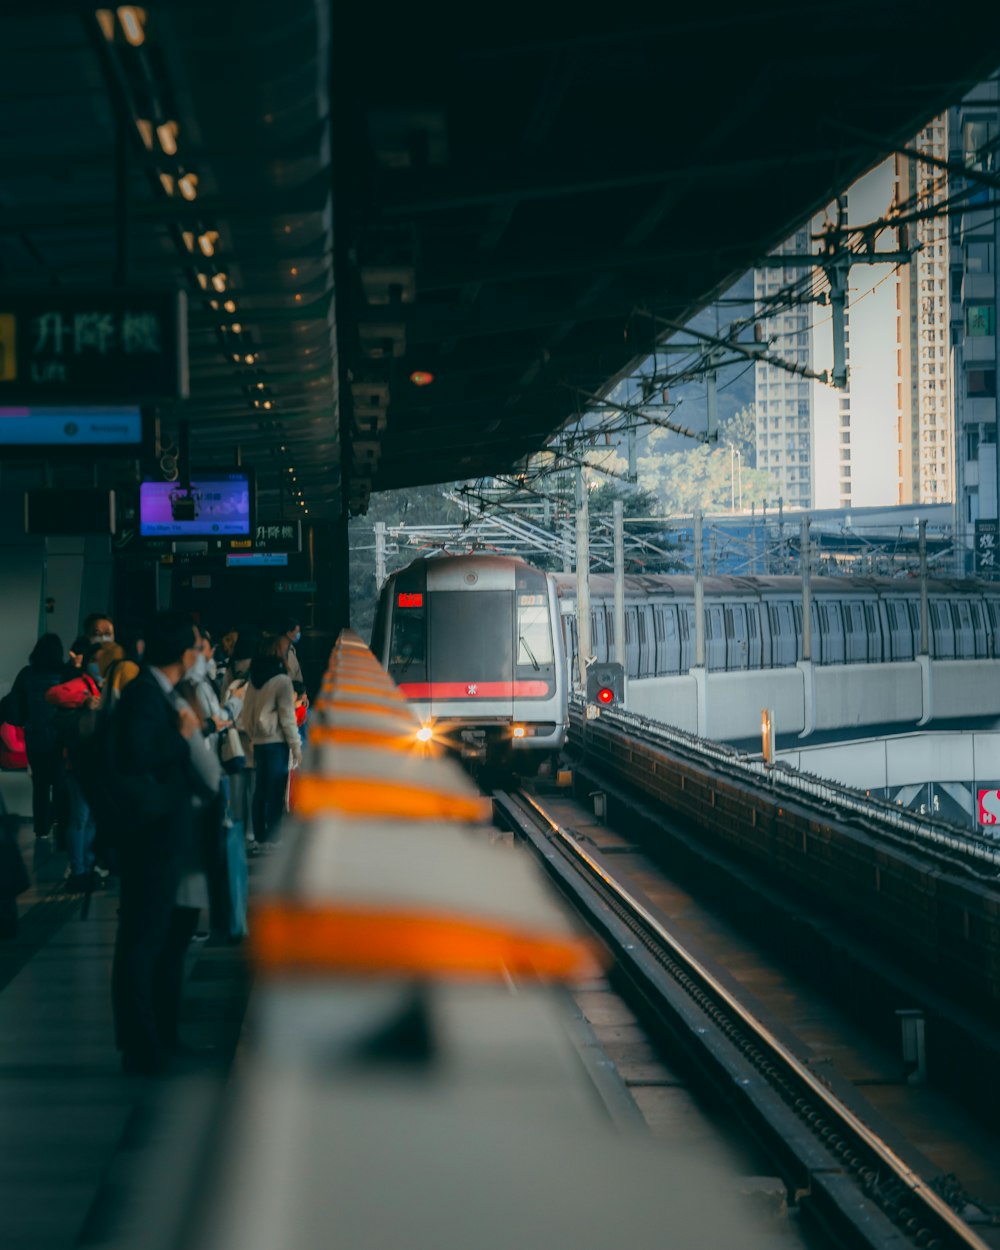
[0,405,144,447]
[140,473,251,537]
[225,552,289,567]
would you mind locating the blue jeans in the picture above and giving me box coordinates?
[66,774,95,876]
[252,743,289,844]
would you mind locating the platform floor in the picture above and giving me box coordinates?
[0,772,250,1250]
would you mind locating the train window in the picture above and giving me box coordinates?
[653,608,664,642]
[747,610,758,638]
[431,591,513,680]
[724,608,734,639]
[637,612,646,644]
[516,592,554,667]
[625,610,635,644]
[664,610,677,640]
[389,606,426,675]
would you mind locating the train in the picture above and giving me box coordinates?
[553,573,1000,677]
[372,554,569,770]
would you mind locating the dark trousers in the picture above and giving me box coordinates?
[252,742,289,843]
[26,747,61,837]
[111,854,198,1070]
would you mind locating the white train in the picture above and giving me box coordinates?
[372,554,569,770]
[553,573,1000,677]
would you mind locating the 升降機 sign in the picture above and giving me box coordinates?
[0,291,187,401]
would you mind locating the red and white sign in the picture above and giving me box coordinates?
[977,789,1000,825]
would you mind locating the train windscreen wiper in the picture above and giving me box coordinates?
[518,635,540,671]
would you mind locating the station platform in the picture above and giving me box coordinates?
[0,774,249,1250]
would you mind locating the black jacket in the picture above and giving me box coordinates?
[1,666,62,753]
[114,667,193,860]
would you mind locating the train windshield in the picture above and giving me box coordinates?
[517,594,554,668]
[429,591,513,680]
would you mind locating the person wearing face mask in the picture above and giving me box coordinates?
[110,611,212,1076]
[44,641,103,889]
[278,617,304,687]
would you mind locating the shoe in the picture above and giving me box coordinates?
[93,865,110,881]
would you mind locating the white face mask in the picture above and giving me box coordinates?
[92,633,113,644]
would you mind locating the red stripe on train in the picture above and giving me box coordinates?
[398,681,551,699]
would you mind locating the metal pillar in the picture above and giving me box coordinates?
[919,519,929,656]
[829,258,850,389]
[627,420,637,482]
[693,509,705,668]
[613,499,625,666]
[800,515,812,662]
[374,520,387,591]
[575,469,592,691]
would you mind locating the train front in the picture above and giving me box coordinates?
[375,554,568,770]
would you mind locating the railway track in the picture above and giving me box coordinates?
[494,787,999,1250]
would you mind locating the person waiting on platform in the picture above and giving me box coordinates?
[0,634,65,845]
[45,641,103,891]
[110,611,208,1077]
[238,635,302,849]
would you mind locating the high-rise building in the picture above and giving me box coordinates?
[754,230,814,510]
[949,74,1000,573]
[894,115,953,507]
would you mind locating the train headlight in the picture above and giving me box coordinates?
[512,725,527,738]
[416,725,434,743]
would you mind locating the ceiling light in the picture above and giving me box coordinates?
[287,467,294,474]
[96,10,116,40]
[159,172,174,196]
[209,300,220,310]
[223,299,237,314]
[262,400,273,410]
[181,231,195,252]
[290,267,298,276]
[198,230,218,258]
[117,6,147,46]
[135,118,154,150]
[178,172,199,201]
[244,353,255,365]
[232,353,241,363]
[196,272,209,290]
[410,370,435,386]
[294,293,302,302]
[211,272,228,293]
[156,121,178,156]
[231,322,242,334]
[257,383,267,391]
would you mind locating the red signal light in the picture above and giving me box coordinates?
[409,370,434,387]
[397,592,424,608]
[597,687,614,704]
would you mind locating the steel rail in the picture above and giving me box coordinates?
[510,788,994,1250]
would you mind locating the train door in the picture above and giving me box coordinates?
[725,604,749,670]
[679,605,694,673]
[818,601,845,665]
[866,602,884,662]
[746,603,762,669]
[592,607,607,663]
[952,599,974,658]
[652,605,664,674]
[883,599,912,660]
[843,600,866,663]
[969,601,988,658]
[768,601,795,666]
[930,599,955,658]
[659,605,681,673]
[705,604,725,670]
[985,599,1000,657]
[637,605,654,676]
[624,607,640,677]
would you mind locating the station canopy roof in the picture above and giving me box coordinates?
[1,4,999,519]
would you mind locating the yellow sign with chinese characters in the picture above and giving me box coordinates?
[0,315,16,381]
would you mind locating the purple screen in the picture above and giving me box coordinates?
[140,477,251,537]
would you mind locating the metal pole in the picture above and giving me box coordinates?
[737,450,743,511]
[374,520,387,590]
[801,515,812,662]
[627,420,637,483]
[613,498,625,666]
[694,509,705,668]
[829,258,850,389]
[730,445,735,512]
[706,363,718,442]
[919,519,929,656]
[576,468,592,692]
